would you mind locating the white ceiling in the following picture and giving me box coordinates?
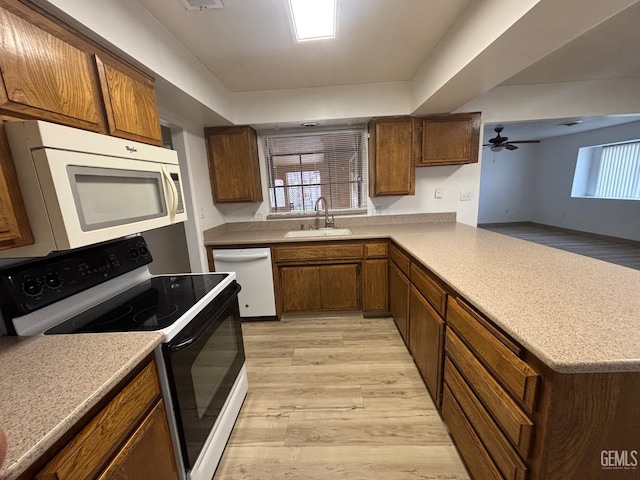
[120,0,640,130]
[135,0,471,92]
[483,115,640,144]
[501,1,640,86]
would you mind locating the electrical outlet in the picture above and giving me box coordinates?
[435,187,443,199]
[200,207,205,219]
[460,190,472,201]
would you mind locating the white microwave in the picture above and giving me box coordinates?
[1,120,187,258]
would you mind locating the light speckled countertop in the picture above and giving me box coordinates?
[204,220,640,374]
[0,332,163,480]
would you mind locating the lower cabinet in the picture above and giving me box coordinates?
[408,285,445,406]
[273,242,387,315]
[280,264,360,312]
[362,259,388,312]
[36,358,178,480]
[388,261,410,344]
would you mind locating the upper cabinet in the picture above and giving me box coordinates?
[95,56,162,146]
[417,112,481,167]
[368,116,417,197]
[368,113,481,197]
[0,117,32,251]
[0,2,104,133]
[205,126,263,203]
[0,0,162,145]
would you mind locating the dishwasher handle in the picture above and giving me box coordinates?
[213,252,269,262]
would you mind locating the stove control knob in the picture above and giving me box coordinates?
[130,248,139,259]
[22,279,42,296]
[45,272,62,289]
[139,245,149,256]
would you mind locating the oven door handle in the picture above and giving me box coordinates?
[168,283,241,352]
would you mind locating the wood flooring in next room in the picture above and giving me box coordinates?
[480,222,640,271]
[213,314,469,480]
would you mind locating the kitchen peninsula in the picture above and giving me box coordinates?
[204,215,640,480]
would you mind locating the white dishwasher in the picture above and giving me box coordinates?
[212,247,277,318]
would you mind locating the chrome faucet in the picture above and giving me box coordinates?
[314,196,335,228]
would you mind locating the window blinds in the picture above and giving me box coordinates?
[261,127,367,214]
[595,142,640,199]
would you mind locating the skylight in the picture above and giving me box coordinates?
[288,0,337,42]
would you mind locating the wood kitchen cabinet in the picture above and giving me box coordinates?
[34,358,178,480]
[416,112,481,166]
[368,116,417,197]
[205,126,263,203]
[389,260,410,345]
[279,264,360,312]
[362,241,388,312]
[0,117,32,251]
[273,242,388,315]
[0,0,163,145]
[95,55,162,146]
[0,1,104,133]
[409,285,445,406]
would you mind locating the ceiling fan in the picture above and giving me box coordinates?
[483,127,540,151]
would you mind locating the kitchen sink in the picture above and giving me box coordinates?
[284,228,353,238]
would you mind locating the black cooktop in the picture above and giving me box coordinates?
[45,274,229,334]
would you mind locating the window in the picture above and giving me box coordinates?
[571,141,640,200]
[261,127,367,215]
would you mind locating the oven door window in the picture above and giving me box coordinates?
[164,289,244,469]
[67,165,167,231]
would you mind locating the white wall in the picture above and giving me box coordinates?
[477,121,640,241]
[370,163,482,226]
[478,145,538,223]
[530,121,640,241]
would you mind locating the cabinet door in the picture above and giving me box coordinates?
[95,55,162,146]
[362,259,388,312]
[320,264,360,310]
[409,285,445,406]
[0,118,32,250]
[368,117,416,196]
[389,261,410,344]
[280,266,321,312]
[98,400,178,480]
[205,126,263,203]
[0,3,104,132]
[417,113,481,166]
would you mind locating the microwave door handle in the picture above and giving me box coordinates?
[161,165,178,221]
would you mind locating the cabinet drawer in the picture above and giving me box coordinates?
[364,242,388,258]
[389,243,410,276]
[273,244,364,263]
[37,360,160,480]
[447,298,539,413]
[445,358,527,480]
[410,262,447,317]
[446,330,534,458]
[442,385,505,480]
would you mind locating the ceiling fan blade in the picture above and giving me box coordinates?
[509,140,540,144]
[505,144,518,150]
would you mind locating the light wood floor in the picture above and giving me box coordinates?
[213,313,470,480]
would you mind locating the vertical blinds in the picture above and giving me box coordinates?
[595,142,640,199]
[261,127,367,214]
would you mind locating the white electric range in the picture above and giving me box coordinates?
[0,236,247,480]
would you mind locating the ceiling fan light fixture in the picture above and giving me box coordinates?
[287,0,337,42]
[490,145,504,152]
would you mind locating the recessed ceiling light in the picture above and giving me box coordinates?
[287,0,337,42]
[301,121,319,127]
[181,0,223,11]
